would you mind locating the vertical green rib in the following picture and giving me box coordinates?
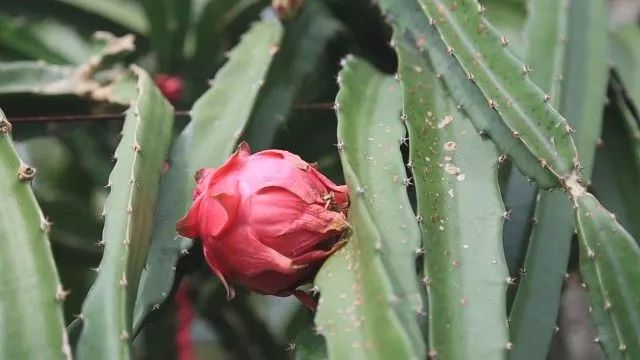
[76,67,174,359]
[397,32,509,359]
[314,57,424,359]
[0,109,71,359]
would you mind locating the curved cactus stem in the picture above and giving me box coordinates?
[508,1,608,358]
[314,57,425,359]
[397,32,510,359]
[0,109,71,359]
[415,0,580,187]
[574,192,640,359]
[75,67,174,359]
[377,0,561,189]
[133,20,283,333]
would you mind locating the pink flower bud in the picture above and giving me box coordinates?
[154,73,183,104]
[177,142,349,308]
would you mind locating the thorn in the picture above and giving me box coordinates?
[505,342,513,350]
[619,344,627,352]
[543,94,552,102]
[498,154,509,164]
[335,140,345,151]
[416,214,423,223]
[286,342,296,351]
[41,217,53,233]
[402,177,413,186]
[415,248,424,256]
[447,46,454,56]
[522,65,533,75]
[500,36,509,46]
[152,304,160,311]
[554,325,560,333]
[356,186,366,195]
[96,240,105,247]
[332,102,341,111]
[120,331,130,341]
[429,18,436,26]
[506,277,516,286]
[604,300,612,311]
[132,142,141,152]
[467,72,475,82]
[55,285,71,302]
[428,349,438,359]
[180,249,190,256]
[488,98,498,109]
[422,277,432,286]
[539,158,548,168]
[587,247,595,259]
[310,286,320,295]
[512,130,520,139]
[406,161,413,168]
[477,4,486,13]
[120,273,128,287]
[503,209,513,220]
[399,137,409,146]
[594,337,600,344]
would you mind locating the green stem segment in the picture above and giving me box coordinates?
[397,32,509,359]
[314,57,424,359]
[76,67,174,359]
[0,109,71,360]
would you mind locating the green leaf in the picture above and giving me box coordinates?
[133,20,283,333]
[243,1,342,151]
[398,32,509,359]
[139,0,191,71]
[575,192,640,359]
[0,13,93,64]
[0,61,81,95]
[54,0,148,35]
[0,61,136,105]
[189,0,261,70]
[593,78,640,241]
[315,57,425,359]
[75,67,174,359]
[0,109,71,360]
[612,24,640,105]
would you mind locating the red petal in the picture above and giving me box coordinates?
[248,187,348,255]
[203,246,235,300]
[308,166,349,205]
[176,196,204,239]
